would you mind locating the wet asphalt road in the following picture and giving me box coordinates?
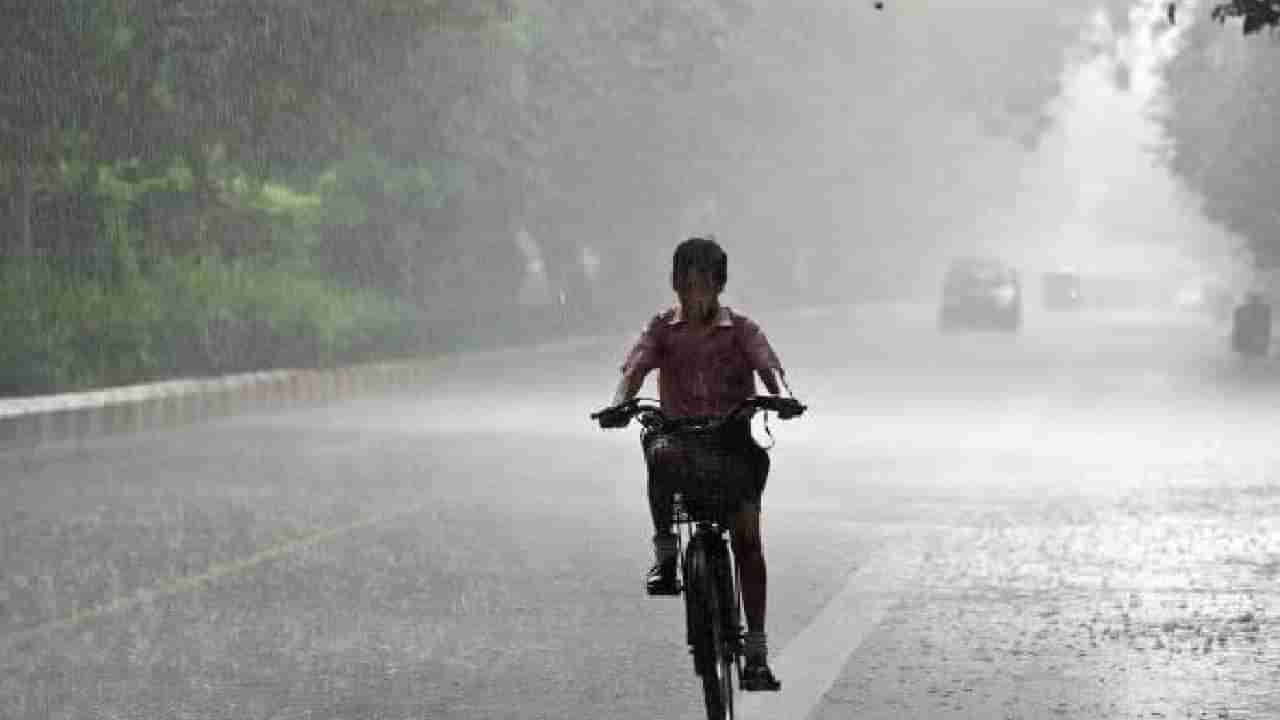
[2,301,1278,719]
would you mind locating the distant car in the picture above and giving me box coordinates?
[1042,270,1082,310]
[1174,279,1235,321]
[1231,293,1272,357]
[939,257,1022,332]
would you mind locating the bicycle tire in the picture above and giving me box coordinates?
[708,573,735,720]
[716,543,737,717]
[719,548,741,715]
[684,539,716,675]
[686,536,734,720]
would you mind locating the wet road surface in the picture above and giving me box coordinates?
[2,302,1278,719]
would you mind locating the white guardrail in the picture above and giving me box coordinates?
[0,360,435,452]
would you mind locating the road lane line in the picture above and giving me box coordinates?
[0,504,422,654]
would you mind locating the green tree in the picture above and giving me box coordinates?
[0,1,142,257]
[1,1,510,260]
[1210,1,1280,35]
[1162,8,1280,267]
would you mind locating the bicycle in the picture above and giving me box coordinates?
[591,395,806,720]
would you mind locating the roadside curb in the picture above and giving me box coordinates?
[0,301,883,454]
[0,360,434,452]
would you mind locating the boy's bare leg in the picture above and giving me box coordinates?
[733,506,780,689]
[645,464,680,595]
[732,508,766,633]
[648,473,674,536]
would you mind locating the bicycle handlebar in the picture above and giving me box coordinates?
[590,395,806,430]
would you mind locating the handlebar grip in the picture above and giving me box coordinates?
[591,399,632,420]
[758,396,806,418]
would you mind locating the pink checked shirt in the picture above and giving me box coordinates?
[621,306,783,419]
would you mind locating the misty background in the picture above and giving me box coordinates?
[1,0,1273,396]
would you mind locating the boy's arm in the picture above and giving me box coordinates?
[742,316,787,395]
[611,314,662,406]
[611,369,646,406]
[757,367,783,396]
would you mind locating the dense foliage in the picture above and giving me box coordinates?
[1160,2,1280,269]
[1210,1,1280,35]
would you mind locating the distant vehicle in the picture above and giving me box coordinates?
[1041,269,1082,310]
[938,257,1022,332]
[1175,279,1235,321]
[1231,293,1272,357]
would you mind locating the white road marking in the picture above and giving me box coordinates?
[734,541,928,720]
[673,523,947,720]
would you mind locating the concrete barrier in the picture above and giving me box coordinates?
[0,360,433,453]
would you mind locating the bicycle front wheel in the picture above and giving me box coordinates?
[689,544,734,720]
[705,583,735,720]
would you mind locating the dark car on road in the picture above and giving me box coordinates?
[939,257,1022,332]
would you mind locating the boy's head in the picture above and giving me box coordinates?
[672,237,727,323]
[672,237,727,293]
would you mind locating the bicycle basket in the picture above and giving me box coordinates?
[655,428,753,526]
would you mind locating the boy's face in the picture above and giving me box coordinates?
[677,269,722,324]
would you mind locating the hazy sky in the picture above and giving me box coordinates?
[992,0,1246,281]
[510,1,1249,310]
[696,0,1249,300]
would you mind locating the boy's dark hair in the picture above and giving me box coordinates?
[671,237,728,291]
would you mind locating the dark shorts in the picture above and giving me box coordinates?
[642,418,770,513]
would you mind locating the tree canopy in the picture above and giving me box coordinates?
[1210,1,1280,35]
[1161,1,1280,268]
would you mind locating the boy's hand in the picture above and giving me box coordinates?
[772,397,806,420]
[593,405,632,429]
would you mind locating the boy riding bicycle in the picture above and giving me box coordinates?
[597,236,789,692]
